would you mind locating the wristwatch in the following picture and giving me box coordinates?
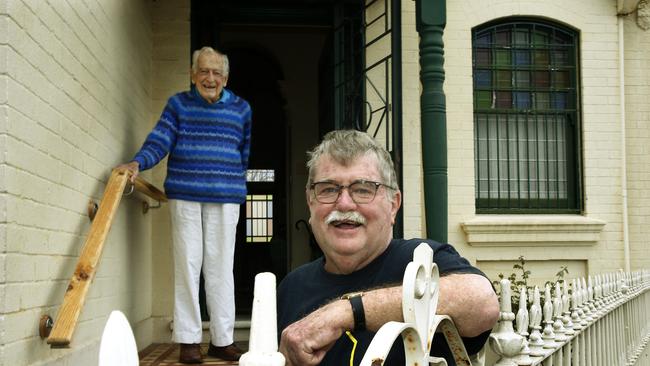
[340,292,366,331]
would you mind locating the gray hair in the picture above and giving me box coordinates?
[191,46,230,75]
[306,130,399,199]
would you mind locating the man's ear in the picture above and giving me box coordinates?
[390,190,402,225]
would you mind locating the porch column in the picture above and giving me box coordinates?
[416,0,447,243]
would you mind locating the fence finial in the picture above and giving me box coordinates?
[561,281,574,336]
[541,284,556,349]
[581,277,594,321]
[552,282,568,342]
[514,287,533,365]
[528,286,545,357]
[488,279,524,366]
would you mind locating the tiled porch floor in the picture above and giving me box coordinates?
[139,342,248,366]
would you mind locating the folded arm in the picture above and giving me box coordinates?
[279,273,499,365]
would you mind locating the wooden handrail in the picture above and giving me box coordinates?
[47,168,166,348]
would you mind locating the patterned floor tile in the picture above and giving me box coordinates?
[139,342,248,366]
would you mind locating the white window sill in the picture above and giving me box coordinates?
[460,215,606,247]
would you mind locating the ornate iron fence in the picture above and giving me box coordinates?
[489,270,650,366]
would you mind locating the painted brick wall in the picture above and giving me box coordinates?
[624,13,650,271]
[2,1,154,365]
[1,1,9,363]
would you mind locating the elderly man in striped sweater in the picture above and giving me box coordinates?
[117,46,252,364]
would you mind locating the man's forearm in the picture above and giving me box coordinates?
[356,286,403,332]
[437,273,500,337]
[346,274,498,337]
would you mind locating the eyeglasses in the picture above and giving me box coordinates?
[309,180,395,204]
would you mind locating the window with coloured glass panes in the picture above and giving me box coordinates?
[472,19,582,213]
[245,169,274,243]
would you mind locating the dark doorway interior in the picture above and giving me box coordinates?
[189,0,405,318]
[191,0,335,316]
[227,46,288,314]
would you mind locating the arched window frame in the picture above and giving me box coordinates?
[472,17,583,213]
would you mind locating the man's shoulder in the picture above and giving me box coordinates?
[390,238,480,275]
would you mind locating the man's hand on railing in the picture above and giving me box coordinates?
[279,286,406,365]
[115,161,140,183]
[279,299,351,366]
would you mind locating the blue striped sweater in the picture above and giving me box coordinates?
[133,87,252,204]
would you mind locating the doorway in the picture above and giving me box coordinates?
[190,0,402,316]
[191,0,334,315]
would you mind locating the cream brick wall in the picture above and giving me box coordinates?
[2,1,154,365]
[399,0,647,279]
[624,12,650,271]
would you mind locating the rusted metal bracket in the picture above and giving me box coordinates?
[120,172,168,215]
[39,315,53,339]
[142,200,162,214]
[87,201,99,221]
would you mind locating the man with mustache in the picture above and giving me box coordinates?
[117,47,251,363]
[277,130,499,365]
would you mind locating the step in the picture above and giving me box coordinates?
[169,318,252,343]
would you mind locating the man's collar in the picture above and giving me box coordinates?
[190,86,231,105]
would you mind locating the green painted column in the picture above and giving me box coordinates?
[416,0,447,243]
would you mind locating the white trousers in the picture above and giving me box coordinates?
[169,199,240,346]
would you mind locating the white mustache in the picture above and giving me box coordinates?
[325,211,367,225]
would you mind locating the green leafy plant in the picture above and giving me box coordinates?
[545,265,569,288]
[492,256,569,311]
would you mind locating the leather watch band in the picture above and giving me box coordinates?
[342,293,366,332]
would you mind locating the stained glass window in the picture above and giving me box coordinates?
[472,19,581,213]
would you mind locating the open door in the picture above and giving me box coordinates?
[321,0,403,236]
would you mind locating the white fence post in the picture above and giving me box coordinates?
[240,273,285,366]
[488,279,525,366]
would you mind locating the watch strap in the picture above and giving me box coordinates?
[348,294,366,332]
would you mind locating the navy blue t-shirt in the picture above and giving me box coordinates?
[277,238,492,366]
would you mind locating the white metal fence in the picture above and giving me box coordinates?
[488,271,650,366]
